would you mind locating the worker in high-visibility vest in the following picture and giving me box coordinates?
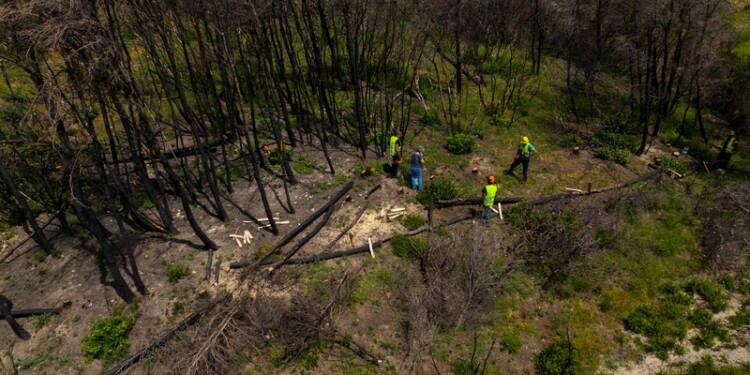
[717,130,737,170]
[481,175,497,225]
[506,136,537,182]
[389,134,401,178]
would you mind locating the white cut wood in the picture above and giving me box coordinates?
[565,188,584,194]
[229,234,245,239]
[257,217,280,222]
[387,213,403,221]
[235,237,243,248]
[666,168,683,178]
[389,207,406,213]
[490,207,499,214]
[368,238,375,259]
[498,203,503,220]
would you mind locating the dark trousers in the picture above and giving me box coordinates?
[509,157,530,181]
[390,156,400,177]
[717,152,732,169]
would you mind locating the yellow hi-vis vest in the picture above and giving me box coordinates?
[484,184,497,207]
[724,137,735,154]
[389,136,399,157]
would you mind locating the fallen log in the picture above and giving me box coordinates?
[230,181,354,269]
[523,171,661,206]
[10,308,60,319]
[268,213,474,265]
[436,197,523,208]
[102,294,231,375]
[0,295,29,340]
[268,204,336,275]
[365,184,382,199]
[325,184,381,251]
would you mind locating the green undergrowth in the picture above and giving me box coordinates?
[81,312,136,366]
[389,235,427,260]
[623,278,733,360]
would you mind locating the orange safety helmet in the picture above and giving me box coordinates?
[487,174,496,184]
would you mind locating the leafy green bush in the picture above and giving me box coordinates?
[534,339,575,375]
[624,303,689,360]
[560,134,583,148]
[684,278,729,313]
[728,306,750,328]
[660,156,688,175]
[488,113,511,128]
[592,128,638,166]
[445,133,476,155]
[166,264,189,283]
[596,146,631,166]
[684,355,750,375]
[81,314,135,364]
[416,177,458,207]
[419,109,442,128]
[400,214,425,231]
[390,235,427,260]
[501,332,522,355]
[268,147,292,166]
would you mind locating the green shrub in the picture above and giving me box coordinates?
[660,156,688,175]
[445,133,476,155]
[166,264,189,283]
[501,332,522,355]
[390,235,427,260]
[400,214,425,231]
[81,314,135,364]
[488,113,511,128]
[268,147,292,166]
[30,313,52,330]
[684,355,750,375]
[592,128,638,166]
[560,134,583,148]
[728,306,750,328]
[534,339,575,375]
[596,146,631,166]
[416,177,458,207]
[684,278,729,313]
[419,109,442,128]
[624,303,689,360]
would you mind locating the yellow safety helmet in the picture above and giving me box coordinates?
[487,175,496,183]
[522,136,530,144]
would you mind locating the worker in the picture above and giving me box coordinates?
[506,136,537,182]
[410,146,425,190]
[717,130,737,170]
[389,133,401,178]
[481,175,497,226]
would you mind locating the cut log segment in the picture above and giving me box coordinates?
[10,308,61,319]
[325,184,382,250]
[267,204,336,275]
[267,214,474,265]
[230,181,354,270]
[436,197,523,208]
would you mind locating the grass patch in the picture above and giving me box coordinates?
[416,177,457,207]
[400,213,425,230]
[30,313,52,330]
[81,313,135,365]
[624,302,690,360]
[390,235,427,260]
[684,277,729,313]
[165,263,189,283]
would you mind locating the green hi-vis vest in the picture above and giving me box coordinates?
[484,184,497,207]
[390,136,399,156]
[725,137,735,154]
[520,143,532,158]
